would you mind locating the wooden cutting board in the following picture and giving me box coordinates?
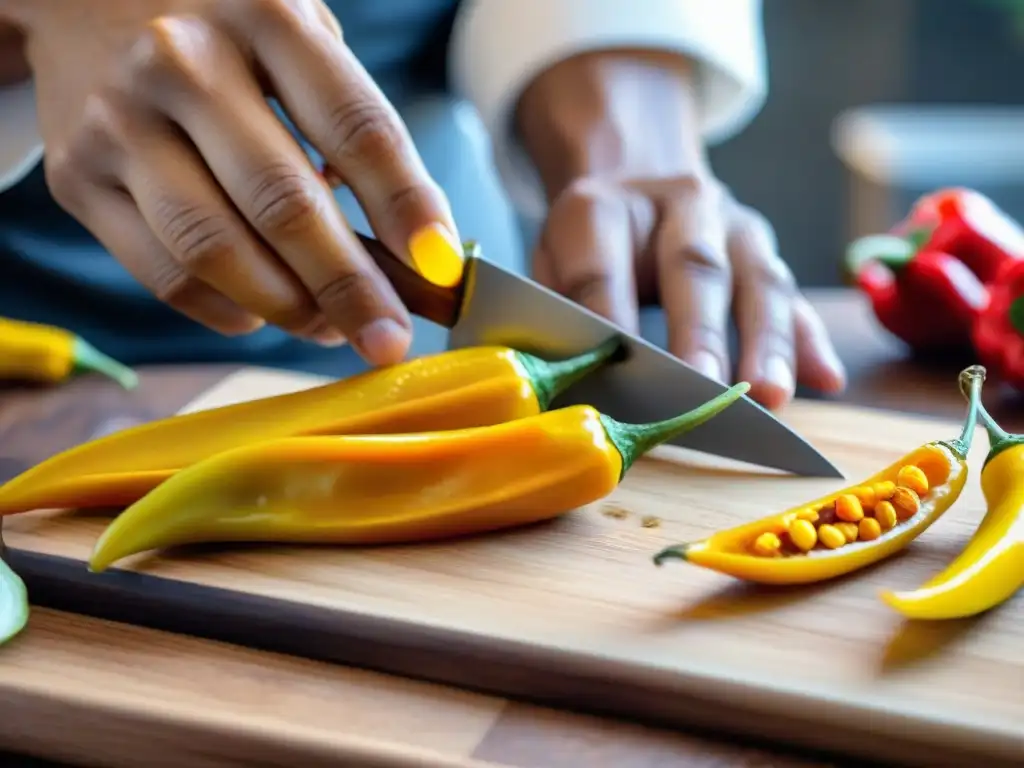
[4,368,1023,768]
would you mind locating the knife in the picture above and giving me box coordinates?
[357,233,843,478]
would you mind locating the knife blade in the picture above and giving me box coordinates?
[357,234,843,478]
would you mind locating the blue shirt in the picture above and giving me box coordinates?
[0,1,460,377]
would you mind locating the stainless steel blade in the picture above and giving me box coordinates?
[446,258,843,478]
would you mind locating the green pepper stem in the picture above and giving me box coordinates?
[958,366,1024,464]
[940,365,986,459]
[72,337,140,391]
[844,234,917,276]
[515,336,624,411]
[1008,295,1024,337]
[599,382,751,479]
[904,226,934,252]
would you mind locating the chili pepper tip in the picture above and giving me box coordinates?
[652,543,692,566]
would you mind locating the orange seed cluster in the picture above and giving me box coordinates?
[749,463,929,557]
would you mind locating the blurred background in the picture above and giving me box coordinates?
[710,0,1024,287]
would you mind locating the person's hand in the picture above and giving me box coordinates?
[532,172,846,410]
[517,50,846,411]
[7,0,464,366]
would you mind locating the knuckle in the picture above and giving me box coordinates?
[43,151,84,211]
[732,205,794,291]
[557,178,622,222]
[223,0,317,43]
[754,256,797,292]
[126,17,204,92]
[381,181,440,225]
[675,242,730,274]
[149,261,200,307]
[326,99,404,166]
[247,165,323,234]
[690,322,731,356]
[43,94,131,211]
[158,202,236,272]
[315,270,380,321]
[672,173,706,198]
[737,203,777,244]
[246,0,297,25]
[77,92,131,151]
[564,271,613,306]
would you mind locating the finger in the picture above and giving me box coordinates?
[122,123,345,346]
[315,2,344,40]
[537,181,640,333]
[124,19,411,364]
[239,0,464,285]
[793,294,847,393]
[654,193,731,383]
[81,185,264,336]
[530,238,557,289]
[728,207,798,409]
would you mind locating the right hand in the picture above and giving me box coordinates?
[12,0,463,366]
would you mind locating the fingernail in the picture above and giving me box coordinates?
[354,317,411,365]
[312,327,347,347]
[763,354,795,396]
[408,223,465,287]
[296,315,347,347]
[690,350,724,383]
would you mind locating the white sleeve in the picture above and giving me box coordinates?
[0,78,43,192]
[448,0,768,220]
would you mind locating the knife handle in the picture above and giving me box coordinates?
[356,233,464,329]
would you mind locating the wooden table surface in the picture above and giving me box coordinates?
[0,288,1016,768]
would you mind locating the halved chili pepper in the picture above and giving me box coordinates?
[86,382,751,572]
[845,234,988,350]
[896,187,1024,284]
[652,366,986,585]
[0,339,623,516]
[881,374,1024,619]
[971,257,1024,389]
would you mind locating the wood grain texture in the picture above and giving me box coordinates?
[4,368,1023,768]
[0,608,833,768]
[0,607,496,768]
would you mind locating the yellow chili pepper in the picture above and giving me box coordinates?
[651,366,986,585]
[0,339,622,516]
[0,316,138,390]
[881,375,1024,619]
[87,382,751,572]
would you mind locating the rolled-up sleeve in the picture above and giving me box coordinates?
[448,0,768,218]
[0,79,43,193]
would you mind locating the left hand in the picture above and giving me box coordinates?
[516,50,846,411]
[532,170,846,410]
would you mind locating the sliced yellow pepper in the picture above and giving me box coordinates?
[652,366,986,585]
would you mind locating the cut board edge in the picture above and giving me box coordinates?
[8,548,1022,768]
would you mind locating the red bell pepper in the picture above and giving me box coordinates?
[894,188,1024,283]
[972,257,1024,388]
[846,234,988,350]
